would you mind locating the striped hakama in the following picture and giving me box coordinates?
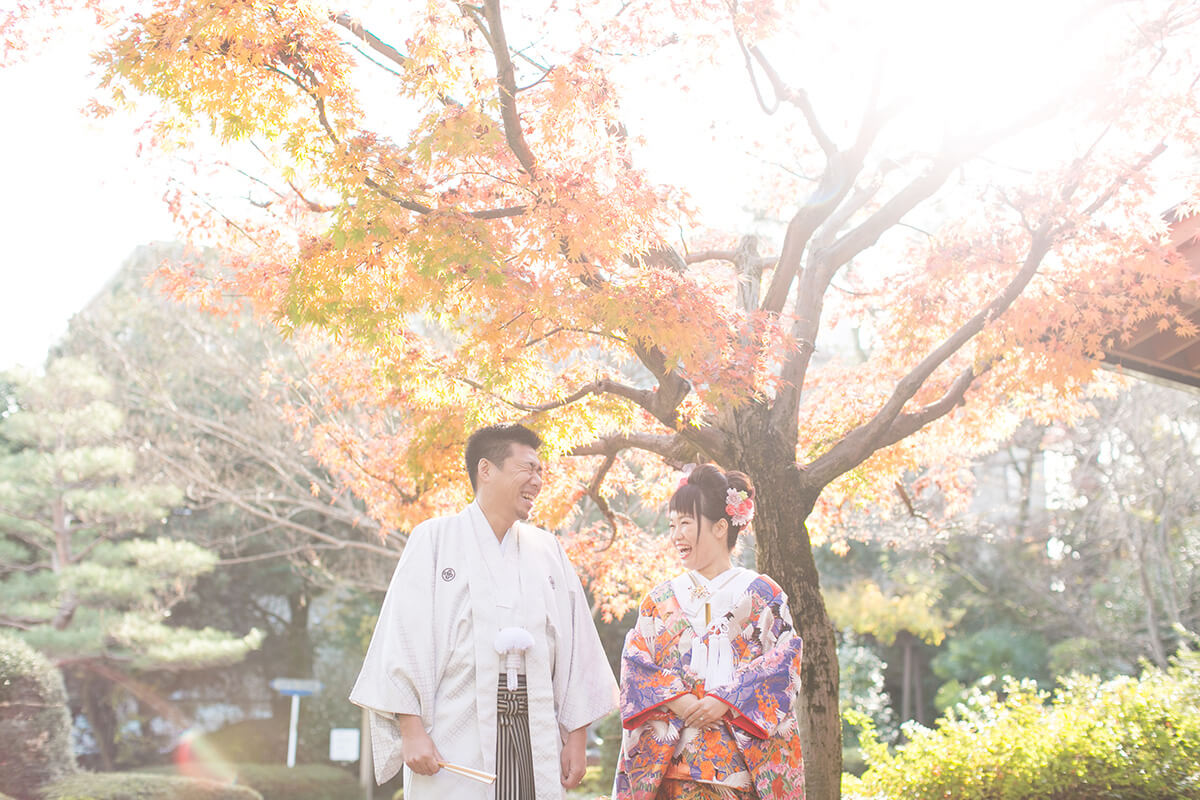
[496,673,534,799]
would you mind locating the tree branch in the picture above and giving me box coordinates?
[877,362,991,450]
[1080,140,1168,215]
[455,375,655,414]
[685,249,776,269]
[731,22,778,115]
[748,45,837,157]
[628,340,693,423]
[803,229,1053,490]
[481,0,538,176]
[586,453,621,549]
[271,22,526,220]
[758,129,882,317]
[570,432,699,466]
[218,541,396,566]
[330,12,460,107]
[330,13,410,72]
[768,96,1067,441]
[155,449,398,559]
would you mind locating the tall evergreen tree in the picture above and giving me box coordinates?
[0,356,261,766]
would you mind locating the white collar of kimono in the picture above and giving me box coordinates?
[671,566,756,632]
[467,501,521,611]
[468,500,517,553]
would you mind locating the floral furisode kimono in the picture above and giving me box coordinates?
[614,567,805,800]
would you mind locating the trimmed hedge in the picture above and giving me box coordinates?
[137,764,360,800]
[844,648,1200,800]
[0,634,77,800]
[232,765,360,800]
[40,773,261,800]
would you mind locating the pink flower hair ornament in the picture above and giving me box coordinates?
[726,488,754,528]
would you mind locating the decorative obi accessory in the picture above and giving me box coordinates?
[726,488,754,528]
[494,627,534,691]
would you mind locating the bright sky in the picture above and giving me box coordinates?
[0,26,175,372]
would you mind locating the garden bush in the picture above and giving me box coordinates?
[214,764,360,800]
[138,764,360,800]
[0,634,77,799]
[169,717,288,765]
[40,773,261,800]
[844,648,1200,800]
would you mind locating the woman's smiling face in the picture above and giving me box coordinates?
[669,509,730,577]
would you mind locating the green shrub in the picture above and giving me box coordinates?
[40,773,261,800]
[181,718,288,764]
[844,648,1200,800]
[220,764,360,800]
[137,764,360,800]
[0,634,77,799]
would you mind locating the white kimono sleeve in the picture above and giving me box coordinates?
[350,523,438,718]
[551,540,619,733]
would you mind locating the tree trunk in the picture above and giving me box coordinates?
[82,673,117,771]
[285,590,313,677]
[913,644,926,726]
[272,590,314,720]
[751,464,842,800]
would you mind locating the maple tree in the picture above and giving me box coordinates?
[10,0,1200,796]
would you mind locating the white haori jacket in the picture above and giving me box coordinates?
[350,502,618,799]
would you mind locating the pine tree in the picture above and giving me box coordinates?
[0,357,261,766]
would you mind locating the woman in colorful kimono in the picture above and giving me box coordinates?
[613,464,805,800]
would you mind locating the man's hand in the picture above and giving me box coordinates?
[560,726,588,788]
[397,714,442,775]
[682,696,731,730]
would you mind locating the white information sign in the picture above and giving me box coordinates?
[329,727,361,762]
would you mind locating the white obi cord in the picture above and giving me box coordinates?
[690,627,736,687]
[673,568,757,687]
[494,627,534,690]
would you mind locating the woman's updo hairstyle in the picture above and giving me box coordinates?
[669,464,755,549]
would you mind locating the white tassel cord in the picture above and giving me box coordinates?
[494,627,534,690]
[692,632,735,687]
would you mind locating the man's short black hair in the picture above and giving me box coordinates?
[465,424,543,490]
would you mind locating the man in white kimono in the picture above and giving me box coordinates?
[350,423,618,799]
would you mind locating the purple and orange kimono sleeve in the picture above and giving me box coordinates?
[620,593,690,729]
[708,578,804,739]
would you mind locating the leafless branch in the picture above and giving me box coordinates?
[685,249,776,269]
[731,24,778,114]
[218,541,396,566]
[894,480,931,524]
[748,45,837,157]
